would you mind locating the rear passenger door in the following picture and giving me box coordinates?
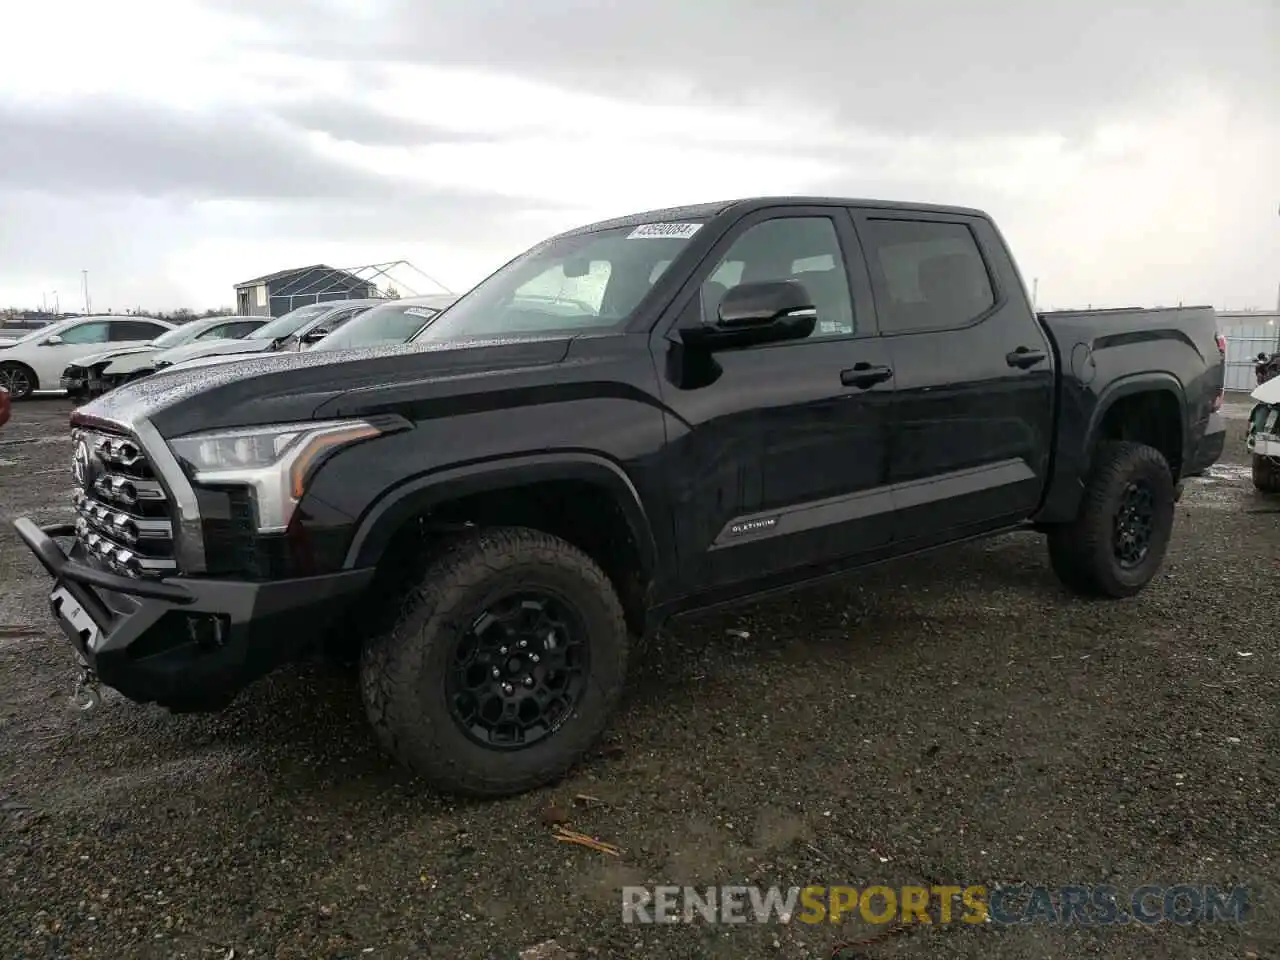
[656,207,897,596]
[850,210,1054,545]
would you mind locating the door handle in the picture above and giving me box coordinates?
[1006,346,1047,369]
[840,363,893,389]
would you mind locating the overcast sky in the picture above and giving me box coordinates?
[0,0,1276,313]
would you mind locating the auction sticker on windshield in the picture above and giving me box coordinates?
[627,222,702,240]
[402,307,437,319]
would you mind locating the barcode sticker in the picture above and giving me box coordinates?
[626,222,703,240]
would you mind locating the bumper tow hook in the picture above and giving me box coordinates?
[72,668,102,713]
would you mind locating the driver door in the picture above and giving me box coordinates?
[653,207,897,598]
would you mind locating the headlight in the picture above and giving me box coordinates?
[168,419,388,532]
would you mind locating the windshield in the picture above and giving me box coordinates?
[412,221,704,343]
[315,302,441,350]
[151,321,216,348]
[252,302,337,341]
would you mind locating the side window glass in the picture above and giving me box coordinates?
[862,219,995,333]
[699,217,855,338]
[112,321,166,341]
[58,322,111,345]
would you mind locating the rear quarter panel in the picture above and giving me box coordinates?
[1034,306,1223,522]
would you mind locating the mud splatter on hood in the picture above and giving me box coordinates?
[76,335,576,437]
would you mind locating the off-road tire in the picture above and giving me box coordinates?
[0,362,37,401]
[359,526,628,798]
[1253,453,1280,494]
[1046,440,1175,598]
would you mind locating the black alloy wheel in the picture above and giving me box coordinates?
[445,592,589,750]
[1112,479,1155,569]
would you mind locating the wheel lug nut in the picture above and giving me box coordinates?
[518,639,528,648]
[523,676,534,688]
[499,646,508,655]
[502,682,514,695]
[491,667,501,678]
[529,653,540,663]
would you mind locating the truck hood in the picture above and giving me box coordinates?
[75,335,575,437]
[69,344,156,370]
[1253,376,1280,405]
[153,336,273,367]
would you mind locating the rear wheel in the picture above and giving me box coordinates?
[1047,441,1175,598]
[1253,453,1280,494]
[0,362,37,401]
[360,526,628,797]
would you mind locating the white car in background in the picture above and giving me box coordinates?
[0,314,175,400]
[61,315,267,400]
[150,300,379,372]
[163,295,459,374]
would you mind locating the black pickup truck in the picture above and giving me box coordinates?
[14,196,1226,797]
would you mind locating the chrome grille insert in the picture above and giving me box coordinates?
[70,427,177,578]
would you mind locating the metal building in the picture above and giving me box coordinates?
[1217,311,1280,392]
[234,265,379,318]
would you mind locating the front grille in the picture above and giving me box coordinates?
[70,427,177,578]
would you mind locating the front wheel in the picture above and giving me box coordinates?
[1253,453,1280,494]
[0,362,37,401]
[1046,440,1176,598]
[360,526,628,798]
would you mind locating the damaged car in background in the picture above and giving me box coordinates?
[0,315,176,401]
[60,315,268,402]
[13,196,1225,800]
[150,299,382,372]
[1247,372,1280,493]
[163,294,459,374]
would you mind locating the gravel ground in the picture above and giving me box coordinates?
[0,397,1276,960]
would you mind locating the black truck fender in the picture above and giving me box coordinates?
[341,452,660,582]
[1085,371,1188,471]
[1035,371,1188,524]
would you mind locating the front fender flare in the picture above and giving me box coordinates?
[342,452,659,578]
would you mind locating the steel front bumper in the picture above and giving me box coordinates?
[13,518,374,711]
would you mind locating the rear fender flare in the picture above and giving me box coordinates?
[1084,373,1188,474]
[343,453,658,579]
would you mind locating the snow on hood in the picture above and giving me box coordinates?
[1252,376,1280,405]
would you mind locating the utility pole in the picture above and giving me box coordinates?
[1032,277,1039,310]
[82,270,91,314]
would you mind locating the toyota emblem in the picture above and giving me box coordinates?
[73,440,91,487]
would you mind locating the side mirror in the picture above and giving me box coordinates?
[43,334,64,346]
[301,328,329,345]
[679,280,817,350]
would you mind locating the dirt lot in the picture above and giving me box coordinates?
[1,397,1276,960]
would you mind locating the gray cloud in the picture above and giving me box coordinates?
[210,0,1278,136]
[273,96,501,147]
[0,97,410,200]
